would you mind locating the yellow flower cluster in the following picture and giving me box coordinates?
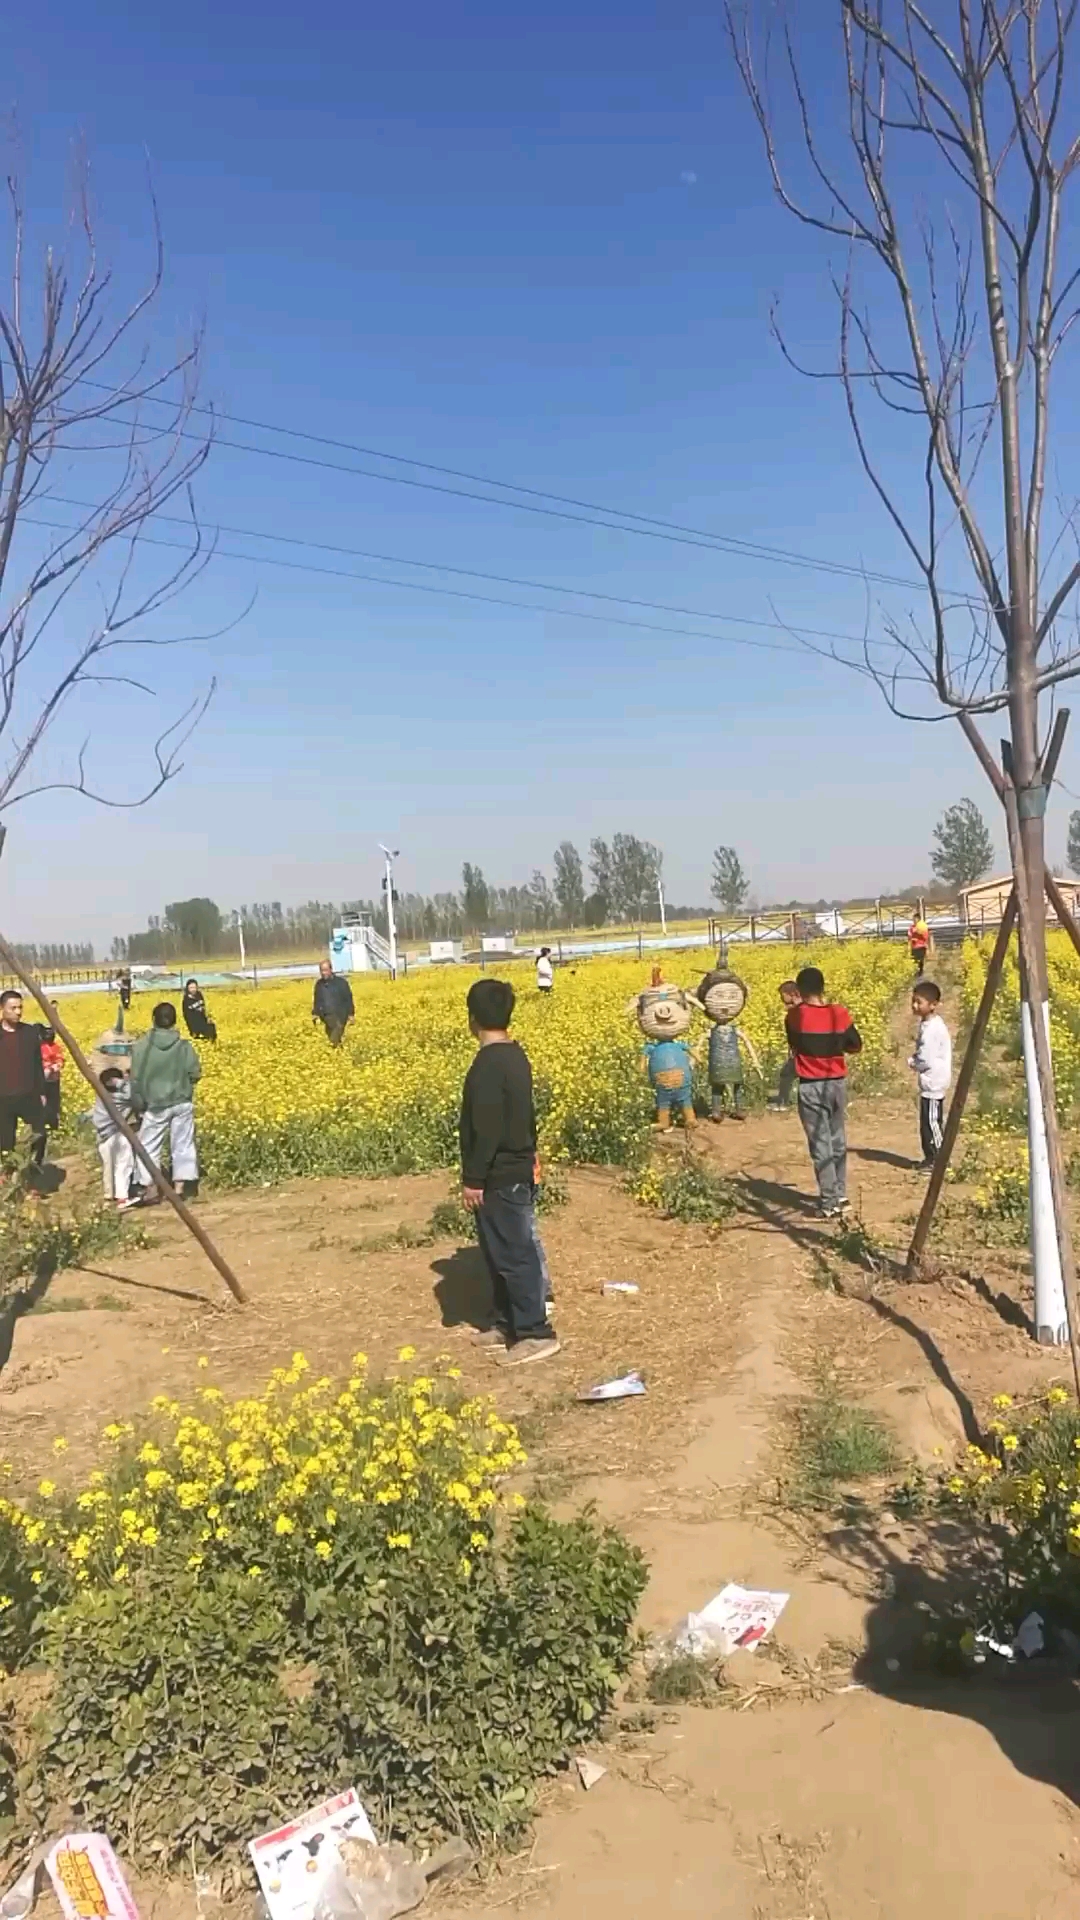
[962,928,1080,1112]
[55,941,910,1187]
[944,1385,1080,1549]
[0,1353,526,1602]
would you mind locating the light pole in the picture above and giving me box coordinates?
[234,909,246,972]
[657,872,667,936]
[379,844,400,979]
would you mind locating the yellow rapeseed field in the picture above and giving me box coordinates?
[55,941,911,1186]
[961,928,1080,1115]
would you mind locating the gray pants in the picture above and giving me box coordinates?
[135,1102,198,1185]
[797,1079,847,1205]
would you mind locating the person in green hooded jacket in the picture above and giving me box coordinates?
[130,1002,203,1201]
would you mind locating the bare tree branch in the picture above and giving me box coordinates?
[0,146,216,813]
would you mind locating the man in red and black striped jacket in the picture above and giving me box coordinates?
[784,966,862,1217]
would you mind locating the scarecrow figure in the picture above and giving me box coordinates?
[629,983,705,1132]
[695,966,761,1123]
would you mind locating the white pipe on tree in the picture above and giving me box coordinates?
[1021,999,1068,1344]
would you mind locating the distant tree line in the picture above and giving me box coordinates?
[11,942,95,972]
[111,833,717,959]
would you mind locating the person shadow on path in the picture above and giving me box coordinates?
[431,1247,492,1331]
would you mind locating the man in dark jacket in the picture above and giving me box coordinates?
[0,991,47,1166]
[313,959,355,1047]
[459,977,559,1367]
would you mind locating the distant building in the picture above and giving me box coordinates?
[959,873,1080,928]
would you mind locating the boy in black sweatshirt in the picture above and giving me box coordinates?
[459,978,560,1366]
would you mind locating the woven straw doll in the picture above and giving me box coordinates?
[628,984,705,1131]
[694,966,760,1121]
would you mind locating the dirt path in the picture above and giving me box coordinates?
[5,1053,1080,1917]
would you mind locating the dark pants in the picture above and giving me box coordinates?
[912,947,927,977]
[322,1018,347,1048]
[0,1094,46,1162]
[43,1083,61,1130]
[476,1182,554,1343]
[773,1056,796,1107]
[920,1095,945,1165]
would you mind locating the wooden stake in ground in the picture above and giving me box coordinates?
[0,932,248,1307]
[905,891,1017,1279]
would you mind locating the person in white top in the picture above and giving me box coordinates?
[536,948,554,994]
[908,980,952,1169]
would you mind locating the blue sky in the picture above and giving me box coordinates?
[2,0,1070,947]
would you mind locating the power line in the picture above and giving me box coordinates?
[22,510,817,658]
[45,492,888,653]
[85,378,949,596]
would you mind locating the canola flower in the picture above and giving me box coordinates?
[943,1386,1080,1568]
[54,942,911,1189]
[0,1354,527,1617]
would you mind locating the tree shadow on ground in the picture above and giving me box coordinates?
[832,1518,1080,1808]
[0,1250,60,1375]
[734,1174,982,1444]
[849,1145,921,1171]
[735,1172,822,1221]
[72,1264,215,1308]
[432,1248,494,1331]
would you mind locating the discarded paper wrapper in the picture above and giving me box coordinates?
[250,1789,376,1920]
[40,1835,140,1920]
[575,1757,607,1791]
[578,1370,646,1403]
[672,1583,789,1658]
[601,1283,639,1296]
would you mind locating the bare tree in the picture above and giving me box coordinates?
[0,154,216,813]
[731,0,1080,1341]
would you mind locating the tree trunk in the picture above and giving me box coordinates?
[1010,685,1069,1342]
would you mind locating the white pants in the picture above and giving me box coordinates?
[99,1134,135,1201]
[135,1102,198,1185]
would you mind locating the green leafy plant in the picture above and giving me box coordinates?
[0,1192,149,1307]
[626,1154,736,1228]
[1,1357,646,1874]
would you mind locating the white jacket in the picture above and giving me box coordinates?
[912,1012,952,1098]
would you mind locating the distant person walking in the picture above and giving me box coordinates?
[460,977,559,1366]
[908,980,952,1169]
[182,979,217,1042]
[0,991,47,1168]
[130,1002,202,1202]
[313,958,354,1047]
[908,912,931,977]
[536,947,554,994]
[785,965,862,1218]
[116,969,132,1014]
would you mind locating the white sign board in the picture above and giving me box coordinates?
[249,1788,376,1920]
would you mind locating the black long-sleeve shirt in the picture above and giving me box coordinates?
[313,974,354,1024]
[459,1040,537,1191]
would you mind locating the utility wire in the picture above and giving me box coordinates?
[22,510,817,659]
[44,492,890,654]
[85,378,960,597]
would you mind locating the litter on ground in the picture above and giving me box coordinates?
[579,1369,646,1402]
[670,1583,790,1658]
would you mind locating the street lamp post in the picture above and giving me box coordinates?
[235,909,246,972]
[379,844,400,979]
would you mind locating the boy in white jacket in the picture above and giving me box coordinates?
[908,981,952,1169]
